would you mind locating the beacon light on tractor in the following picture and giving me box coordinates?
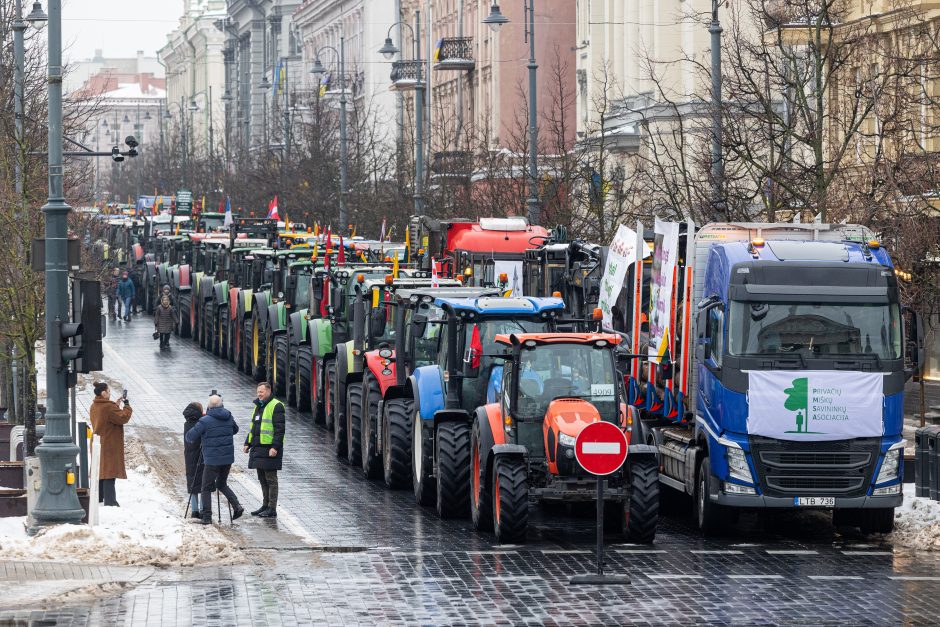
[469,332,659,544]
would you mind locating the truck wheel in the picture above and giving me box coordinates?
[470,421,493,531]
[273,335,289,397]
[695,456,729,536]
[361,373,382,479]
[295,348,312,413]
[383,398,412,489]
[178,293,192,338]
[492,456,528,544]
[324,359,336,430]
[346,383,363,466]
[860,508,895,535]
[412,413,436,506]
[623,456,659,543]
[435,422,471,519]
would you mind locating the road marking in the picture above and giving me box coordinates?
[465,550,517,555]
[731,543,761,547]
[613,549,667,554]
[691,550,743,555]
[489,576,546,582]
[766,550,819,555]
[841,551,894,556]
[809,576,865,581]
[888,576,940,581]
[541,549,590,554]
[393,552,443,557]
[728,574,783,580]
[646,574,704,580]
[406,577,462,584]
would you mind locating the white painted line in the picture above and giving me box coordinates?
[728,574,783,580]
[613,549,667,554]
[541,549,590,554]
[646,574,704,580]
[690,550,743,555]
[392,552,443,557]
[465,550,517,555]
[406,577,462,584]
[766,550,819,555]
[841,551,894,556]
[731,543,761,547]
[809,576,865,581]
[888,576,940,581]
[489,576,546,581]
[582,442,621,455]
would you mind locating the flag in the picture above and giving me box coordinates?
[311,244,319,262]
[338,235,346,265]
[200,195,206,214]
[325,226,332,251]
[469,325,482,369]
[223,197,233,228]
[350,224,356,238]
[268,196,280,220]
[392,254,400,279]
[358,251,367,263]
[433,38,443,63]
[285,213,290,232]
[431,257,439,288]
[379,218,387,243]
[318,72,331,97]
[175,222,181,235]
[404,227,411,263]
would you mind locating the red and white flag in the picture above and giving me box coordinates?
[267,196,280,221]
[431,257,440,288]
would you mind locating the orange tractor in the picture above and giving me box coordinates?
[469,332,659,544]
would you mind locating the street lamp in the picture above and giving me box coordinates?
[378,13,426,218]
[312,40,349,234]
[25,1,47,23]
[485,1,540,225]
[709,0,726,219]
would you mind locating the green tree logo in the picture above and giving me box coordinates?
[784,377,808,433]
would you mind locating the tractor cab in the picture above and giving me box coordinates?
[523,240,605,323]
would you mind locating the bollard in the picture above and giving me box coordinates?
[915,427,929,497]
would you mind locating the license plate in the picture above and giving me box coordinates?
[795,497,835,507]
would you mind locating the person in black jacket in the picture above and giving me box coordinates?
[243,382,285,518]
[186,395,244,524]
[182,402,205,519]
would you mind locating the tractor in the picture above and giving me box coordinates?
[469,332,659,544]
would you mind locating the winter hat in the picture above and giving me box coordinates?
[183,402,204,421]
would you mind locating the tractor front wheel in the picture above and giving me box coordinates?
[470,421,493,531]
[361,373,382,479]
[346,383,363,466]
[383,398,412,489]
[272,335,289,397]
[492,456,528,544]
[178,293,192,338]
[435,422,471,519]
[412,414,436,507]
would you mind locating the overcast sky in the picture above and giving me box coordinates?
[62,0,183,63]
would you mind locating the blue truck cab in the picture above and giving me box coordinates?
[654,223,924,535]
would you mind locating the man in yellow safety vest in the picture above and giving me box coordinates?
[244,381,286,517]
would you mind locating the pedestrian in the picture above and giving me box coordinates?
[154,295,175,349]
[130,270,143,314]
[117,271,135,322]
[185,394,244,524]
[89,382,132,507]
[106,268,120,320]
[161,284,175,308]
[183,401,205,519]
[244,382,285,518]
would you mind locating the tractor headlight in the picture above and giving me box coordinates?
[875,445,903,485]
[722,440,753,483]
[558,433,576,447]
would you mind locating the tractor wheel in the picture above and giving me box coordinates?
[361,373,382,479]
[227,318,238,363]
[200,302,211,350]
[273,335,289,397]
[623,456,659,543]
[218,313,228,357]
[178,293,192,338]
[311,357,324,424]
[295,347,312,413]
[383,398,412,489]
[492,456,528,544]
[346,382,363,466]
[286,346,298,408]
[412,412,436,506]
[250,317,265,382]
[332,365,347,460]
[240,317,251,373]
[470,420,493,531]
[190,297,198,343]
[695,456,730,536]
[324,359,336,430]
[435,421,471,519]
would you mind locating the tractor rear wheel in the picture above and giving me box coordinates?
[492,456,528,544]
[470,421,493,531]
[412,413,436,506]
[346,383,363,466]
[361,373,382,479]
[178,293,192,338]
[383,398,412,489]
[250,317,265,382]
[435,422,471,519]
[200,302,211,349]
[227,317,238,363]
[240,317,251,373]
[272,335,289,397]
[324,359,336,430]
[331,363,347,459]
[295,347,312,413]
[623,456,659,543]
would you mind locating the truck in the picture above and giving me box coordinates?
[636,222,924,535]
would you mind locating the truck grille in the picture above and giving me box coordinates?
[749,437,880,498]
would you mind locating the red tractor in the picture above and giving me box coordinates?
[469,332,659,544]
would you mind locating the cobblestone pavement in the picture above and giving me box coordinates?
[4,313,940,625]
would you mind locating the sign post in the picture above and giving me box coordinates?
[570,421,630,585]
[176,189,193,215]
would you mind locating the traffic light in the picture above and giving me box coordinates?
[72,278,103,373]
[58,320,83,365]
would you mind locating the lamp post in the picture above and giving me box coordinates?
[189,88,215,196]
[710,0,725,219]
[379,12,425,218]
[164,100,188,189]
[31,0,85,531]
[484,2,539,225]
[311,39,349,233]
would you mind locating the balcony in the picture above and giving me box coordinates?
[433,37,475,71]
[389,60,423,91]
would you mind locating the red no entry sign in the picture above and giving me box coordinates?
[575,421,628,476]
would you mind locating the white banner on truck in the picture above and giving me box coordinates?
[598,224,648,330]
[648,219,680,363]
[746,370,884,441]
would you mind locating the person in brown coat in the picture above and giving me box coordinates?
[89,381,132,506]
[154,295,175,349]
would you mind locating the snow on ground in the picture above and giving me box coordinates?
[0,464,244,567]
[892,483,940,550]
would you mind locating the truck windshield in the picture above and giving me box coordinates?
[516,344,617,421]
[729,301,901,360]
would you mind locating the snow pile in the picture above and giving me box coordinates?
[0,466,245,567]
[892,483,940,550]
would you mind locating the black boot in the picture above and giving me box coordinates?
[199,513,213,525]
[232,503,244,521]
[250,505,268,516]
[257,507,277,518]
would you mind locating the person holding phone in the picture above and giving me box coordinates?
[89,382,132,506]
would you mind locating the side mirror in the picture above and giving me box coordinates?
[370,307,387,338]
[411,313,428,338]
[903,306,925,380]
[658,359,674,381]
